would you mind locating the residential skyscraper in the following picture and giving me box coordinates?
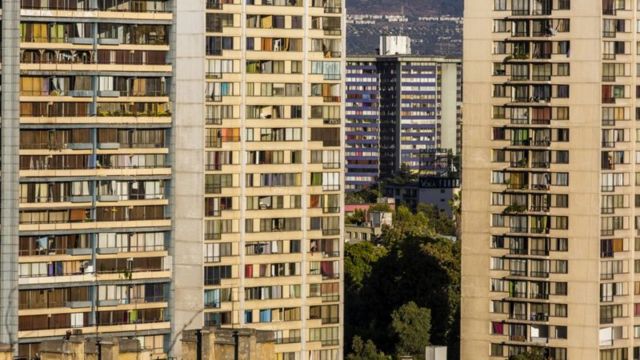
[462,0,639,358]
[0,1,344,359]
[345,55,461,191]
[203,1,344,360]
[5,1,178,358]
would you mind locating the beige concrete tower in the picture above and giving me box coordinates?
[202,1,344,360]
[460,0,640,358]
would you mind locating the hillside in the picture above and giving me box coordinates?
[347,0,462,16]
[346,0,463,57]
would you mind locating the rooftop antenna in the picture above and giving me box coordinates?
[400,5,405,36]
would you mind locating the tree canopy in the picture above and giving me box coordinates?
[345,205,460,360]
[509,349,545,360]
[346,336,390,360]
[391,302,431,359]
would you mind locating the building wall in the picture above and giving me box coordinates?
[462,0,612,358]
[1,0,21,347]
[172,0,206,355]
[202,1,344,360]
[345,58,380,190]
[440,62,460,156]
[13,1,174,358]
[1,2,343,359]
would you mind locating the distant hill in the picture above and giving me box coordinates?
[346,0,463,57]
[347,0,462,17]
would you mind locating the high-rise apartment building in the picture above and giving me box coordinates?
[345,55,461,191]
[0,0,344,359]
[1,1,178,358]
[462,0,640,358]
[202,1,344,360]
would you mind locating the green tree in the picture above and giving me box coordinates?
[346,187,381,205]
[416,204,456,236]
[344,242,388,290]
[386,164,418,185]
[346,336,390,360]
[346,209,367,225]
[509,349,545,360]
[369,203,392,212]
[344,205,460,360]
[391,302,431,359]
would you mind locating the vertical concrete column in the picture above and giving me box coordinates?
[170,0,205,356]
[338,1,347,358]
[440,63,458,155]
[0,0,21,347]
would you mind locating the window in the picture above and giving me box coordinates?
[309,326,339,346]
[244,310,253,324]
[556,85,569,98]
[204,265,232,285]
[490,343,503,357]
[290,240,300,253]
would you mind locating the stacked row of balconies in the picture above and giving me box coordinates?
[203,0,342,359]
[489,1,570,357]
[15,2,172,358]
[598,0,638,355]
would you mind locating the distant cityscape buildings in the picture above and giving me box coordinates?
[345,36,462,191]
[346,14,462,57]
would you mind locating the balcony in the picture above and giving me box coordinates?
[65,301,92,309]
[321,229,340,236]
[323,118,341,125]
[510,159,529,168]
[530,249,549,256]
[510,270,527,277]
[530,227,549,234]
[21,0,171,12]
[529,292,549,300]
[530,313,549,322]
[600,273,615,281]
[65,248,93,256]
[275,337,301,345]
[508,291,527,299]
[205,184,222,194]
[529,205,549,212]
[530,271,549,278]
[531,161,550,169]
[205,233,222,240]
[532,139,551,147]
[509,226,528,234]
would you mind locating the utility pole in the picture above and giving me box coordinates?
[97,337,102,360]
[195,330,202,360]
[232,330,239,360]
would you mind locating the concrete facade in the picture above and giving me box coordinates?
[201,1,345,360]
[3,1,175,358]
[0,0,344,359]
[1,0,21,348]
[171,0,206,355]
[462,0,632,359]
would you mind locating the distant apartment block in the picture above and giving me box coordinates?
[384,176,460,214]
[345,53,462,191]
